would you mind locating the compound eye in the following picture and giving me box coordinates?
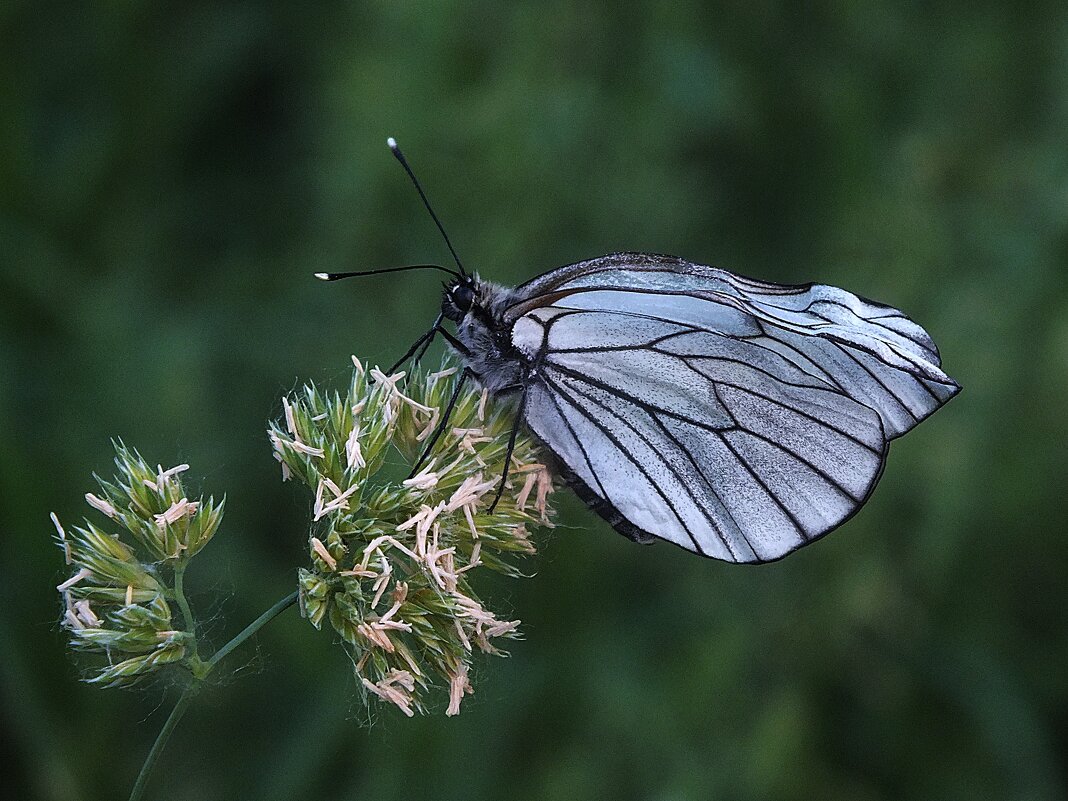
[452,284,475,312]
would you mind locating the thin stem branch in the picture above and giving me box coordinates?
[128,682,198,801]
[173,562,200,665]
[128,590,299,801]
[205,591,299,672]
[173,563,194,629]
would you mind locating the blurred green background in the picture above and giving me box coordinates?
[2,2,1067,800]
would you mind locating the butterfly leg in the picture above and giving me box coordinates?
[411,329,439,366]
[487,386,528,513]
[391,318,472,376]
[407,366,474,478]
[435,327,472,357]
[388,312,445,374]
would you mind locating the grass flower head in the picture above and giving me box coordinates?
[52,444,225,687]
[271,358,555,716]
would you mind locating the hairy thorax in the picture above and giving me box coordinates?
[451,278,527,394]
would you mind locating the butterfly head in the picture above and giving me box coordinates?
[442,276,480,322]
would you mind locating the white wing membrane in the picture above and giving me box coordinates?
[510,254,959,563]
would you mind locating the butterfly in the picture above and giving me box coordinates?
[320,139,960,564]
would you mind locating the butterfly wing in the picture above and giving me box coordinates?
[508,252,959,439]
[508,253,959,563]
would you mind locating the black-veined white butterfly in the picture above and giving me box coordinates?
[320,139,960,564]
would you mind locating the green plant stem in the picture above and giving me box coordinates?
[206,590,299,671]
[173,563,195,629]
[128,681,197,801]
[173,562,200,667]
[128,590,299,801]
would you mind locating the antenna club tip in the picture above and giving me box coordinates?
[314,272,331,281]
[386,136,398,150]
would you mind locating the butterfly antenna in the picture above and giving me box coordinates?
[315,263,460,281]
[387,137,468,278]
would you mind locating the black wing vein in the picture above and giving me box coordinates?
[539,373,712,556]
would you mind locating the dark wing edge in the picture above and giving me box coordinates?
[512,252,692,294]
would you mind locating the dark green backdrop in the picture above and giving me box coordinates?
[2,3,1066,800]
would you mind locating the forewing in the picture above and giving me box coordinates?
[508,253,960,439]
